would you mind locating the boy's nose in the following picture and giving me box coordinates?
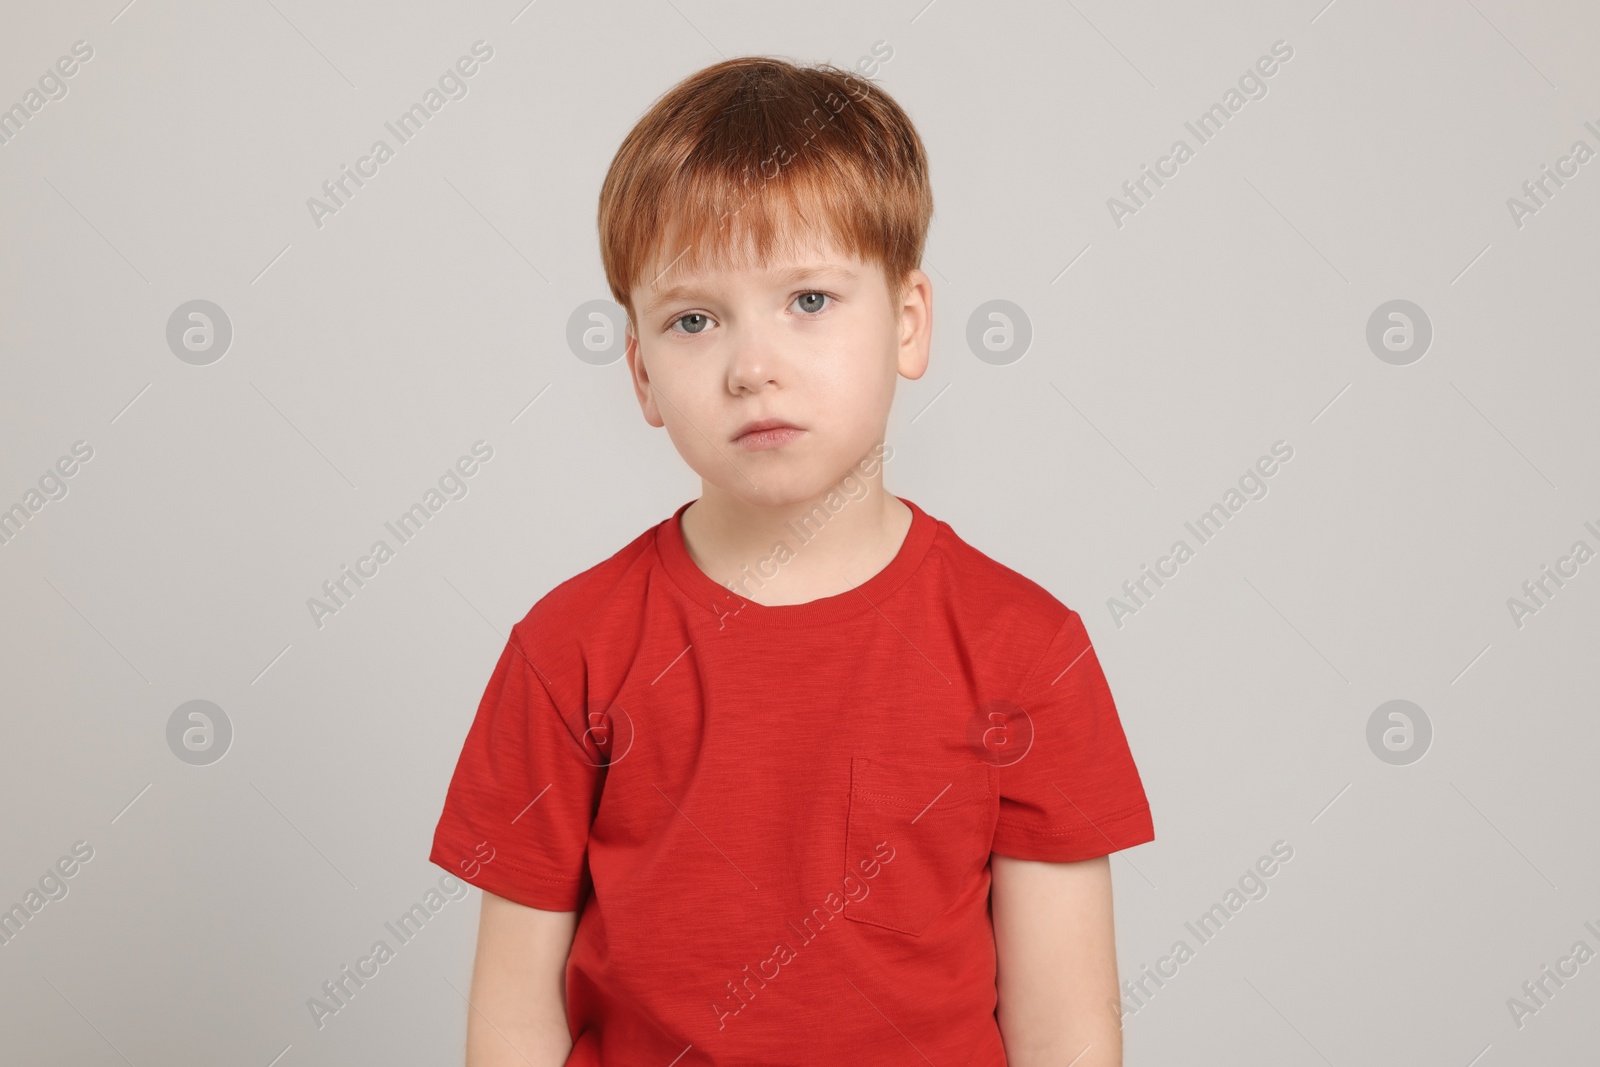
[726,329,783,392]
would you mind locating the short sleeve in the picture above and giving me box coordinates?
[429,624,602,911]
[991,609,1155,862]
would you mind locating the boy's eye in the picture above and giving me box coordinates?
[671,312,711,335]
[793,292,830,314]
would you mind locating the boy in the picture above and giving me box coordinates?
[430,55,1154,1067]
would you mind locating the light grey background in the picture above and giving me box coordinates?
[2,1,1597,1064]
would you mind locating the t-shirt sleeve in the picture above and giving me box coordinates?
[428,623,601,911]
[991,608,1155,862]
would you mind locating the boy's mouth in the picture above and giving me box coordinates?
[732,418,805,449]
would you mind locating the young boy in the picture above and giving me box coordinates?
[430,55,1154,1067]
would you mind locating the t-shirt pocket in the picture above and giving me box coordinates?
[843,755,997,937]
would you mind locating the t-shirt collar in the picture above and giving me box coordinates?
[654,495,938,628]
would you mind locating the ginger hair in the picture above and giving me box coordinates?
[597,55,933,328]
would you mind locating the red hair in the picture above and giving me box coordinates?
[597,56,934,325]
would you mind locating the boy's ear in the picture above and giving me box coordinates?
[895,268,932,382]
[624,319,667,428]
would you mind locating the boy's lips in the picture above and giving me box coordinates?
[732,418,805,449]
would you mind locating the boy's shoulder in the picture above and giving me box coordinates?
[508,513,664,650]
[926,510,1085,652]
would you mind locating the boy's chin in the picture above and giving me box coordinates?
[700,466,882,512]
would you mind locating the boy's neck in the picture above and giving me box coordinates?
[679,479,914,607]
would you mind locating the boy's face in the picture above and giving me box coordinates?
[624,235,931,507]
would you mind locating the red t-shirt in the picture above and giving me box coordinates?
[430,497,1154,1066]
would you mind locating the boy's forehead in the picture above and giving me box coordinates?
[637,237,867,309]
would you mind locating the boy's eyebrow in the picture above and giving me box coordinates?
[641,264,860,313]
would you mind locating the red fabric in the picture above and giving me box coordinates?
[430,497,1154,1066]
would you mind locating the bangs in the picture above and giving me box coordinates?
[641,175,861,298]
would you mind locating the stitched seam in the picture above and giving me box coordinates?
[1018,610,1076,700]
[437,835,584,886]
[850,788,986,805]
[995,803,1149,837]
